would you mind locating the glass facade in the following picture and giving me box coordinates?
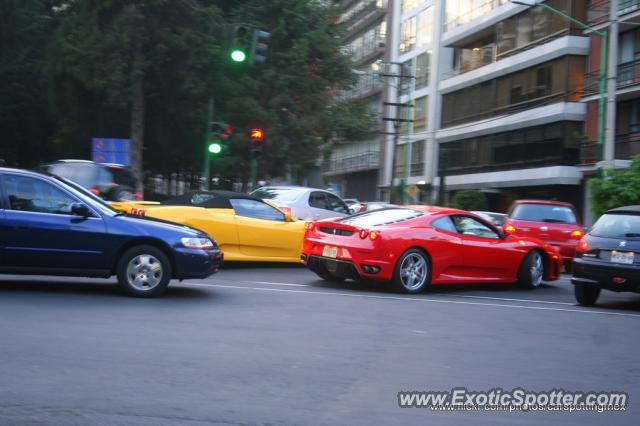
[442,56,585,127]
[413,96,428,132]
[400,6,433,53]
[440,122,583,175]
[415,51,431,89]
[445,0,509,32]
[410,140,425,176]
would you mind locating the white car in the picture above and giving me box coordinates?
[251,186,350,220]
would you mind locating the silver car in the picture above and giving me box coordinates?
[251,186,350,220]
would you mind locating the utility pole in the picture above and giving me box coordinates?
[203,98,214,190]
[605,0,618,165]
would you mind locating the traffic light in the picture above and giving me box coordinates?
[250,30,271,64]
[208,121,231,155]
[230,25,251,63]
[208,142,222,154]
[249,128,264,141]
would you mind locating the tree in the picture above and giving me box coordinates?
[589,155,640,217]
[0,0,58,167]
[451,189,488,211]
[48,0,222,191]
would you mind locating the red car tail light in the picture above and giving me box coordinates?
[570,229,584,239]
[359,229,368,239]
[504,225,516,234]
[90,188,101,195]
[576,239,589,252]
[369,231,379,241]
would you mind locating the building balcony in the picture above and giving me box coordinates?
[339,74,384,100]
[580,133,640,164]
[323,151,380,175]
[588,0,640,26]
[340,0,387,35]
[346,35,386,65]
[444,0,510,33]
[584,59,640,97]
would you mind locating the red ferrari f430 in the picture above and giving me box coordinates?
[301,207,562,293]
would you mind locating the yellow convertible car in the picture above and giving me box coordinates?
[111,191,306,262]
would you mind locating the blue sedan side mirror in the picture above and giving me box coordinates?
[71,203,92,218]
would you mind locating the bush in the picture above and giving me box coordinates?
[451,189,488,211]
[589,155,640,217]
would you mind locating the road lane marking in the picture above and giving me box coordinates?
[245,281,309,287]
[233,280,574,306]
[184,283,640,319]
[450,295,574,306]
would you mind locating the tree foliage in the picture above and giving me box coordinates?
[451,189,488,211]
[589,156,640,217]
[0,0,372,189]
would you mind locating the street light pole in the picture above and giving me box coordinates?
[510,0,608,162]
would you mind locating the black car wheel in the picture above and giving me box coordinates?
[116,245,172,297]
[393,249,431,294]
[574,284,600,306]
[518,250,545,289]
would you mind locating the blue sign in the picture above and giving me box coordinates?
[92,138,132,166]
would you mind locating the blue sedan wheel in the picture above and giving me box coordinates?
[117,245,172,297]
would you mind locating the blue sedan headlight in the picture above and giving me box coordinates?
[181,237,215,250]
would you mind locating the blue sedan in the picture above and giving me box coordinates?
[0,167,223,297]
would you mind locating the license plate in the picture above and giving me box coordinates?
[322,246,338,258]
[611,250,634,265]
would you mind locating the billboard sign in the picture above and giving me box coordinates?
[91,138,132,166]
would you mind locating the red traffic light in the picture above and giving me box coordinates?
[250,128,264,140]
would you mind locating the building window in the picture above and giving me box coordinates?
[495,0,572,57]
[411,140,425,176]
[439,121,583,175]
[394,144,407,178]
[402,0,421,13]
[416,6,433,47]
[413,96,428,132]
[400,16,416,53]
[442,56,585,127]
[415,51,430,88]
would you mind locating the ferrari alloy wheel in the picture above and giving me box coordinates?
[574,284,600,306]
[117,245,172,297]
[518,250,544,289]
[394,249,430,294]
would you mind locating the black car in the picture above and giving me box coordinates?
[41,160,138,201]
[572,205,640,305]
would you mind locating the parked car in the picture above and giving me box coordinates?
[472,211,507,227]
[572,205,640,305]
[503,200,583,270]
[251,186,350,220]
[301,206,561,293]
[40,159,139,201]
[0,168,223,297]
[112,190,307,263]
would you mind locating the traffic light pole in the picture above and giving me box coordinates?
[203,97,213,190]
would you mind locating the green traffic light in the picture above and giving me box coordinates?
[208,142,222,154]
[230,49,246,62]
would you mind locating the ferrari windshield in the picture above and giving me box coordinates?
[339,208,424,227]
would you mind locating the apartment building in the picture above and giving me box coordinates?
[326,0,390,201]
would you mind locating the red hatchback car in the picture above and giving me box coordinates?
[301,207,561,293]
[503,200,583,270]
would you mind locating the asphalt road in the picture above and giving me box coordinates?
[1,265,639,426]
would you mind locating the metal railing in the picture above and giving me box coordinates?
[580,134,640,163]
[339,73,384,99]
[324,151,380,174]
[584,59,640,96]
[588,0,640,24]
[346,35,386,63]
[339,0,387,30]
[444,0,509,33]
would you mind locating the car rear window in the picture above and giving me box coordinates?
[511,204,577,224]
[339,208,423,227]
[252,188,305,203]
[590,213,640,239]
